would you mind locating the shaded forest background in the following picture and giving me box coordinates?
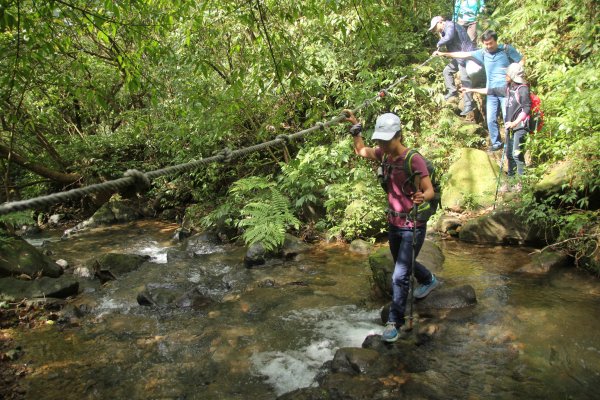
[0,1,598,270]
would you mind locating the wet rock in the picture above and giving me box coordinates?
[62,198,143,237]
[91,253,150,279]
[0,276,78,301]
[459,210,545,245]
[244,242,267,267]
[322,373,384,399]
[517,249,571,274]
[244,234,311,267]
[137,285,182,307]
[166,248,192,262]
[282,234,311,259]
[434,214,463,236]
[331,347,380,375]
[48,214,64,226]
[369,240,444,298]
[19,224,41,237]
[0,236,63,278]
[160,208,178,221]
[137,284,215,310]
[172,227,192,242]
[73,266,94,279]
[174,286,214,310]
[348,239,372,255]
[55,259,69,269]
[379,285,477,324]
[257,279,277,288]
[417,284,477,311]
[185,232,223,256]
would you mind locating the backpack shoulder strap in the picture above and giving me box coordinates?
[503,44,514,64]
[513,84,529,106]
[403,149,419,176]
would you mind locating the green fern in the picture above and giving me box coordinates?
[238,188,300,252]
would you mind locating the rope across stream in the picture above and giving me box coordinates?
[0,55,436,216]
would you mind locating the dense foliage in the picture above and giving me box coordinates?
[0,1,598,266]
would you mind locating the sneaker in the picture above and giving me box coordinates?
[444,92,458,100]
[382,322,399,343]
[414,274,440,299]
[488,144,503,152]
[460,107,474,116]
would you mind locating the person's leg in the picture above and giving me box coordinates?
[410,227,433,285]
[443,60,459,98]
[387,226,416,327]
[512,129,527,175]
[506,130,516,177]
[486,95,502,149]
[466,22,477,42]
[458,64,473,113]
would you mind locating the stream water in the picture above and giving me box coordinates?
[13,220,600,399]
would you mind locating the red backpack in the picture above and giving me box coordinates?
[528,92,544,132]
[515,85,544,133]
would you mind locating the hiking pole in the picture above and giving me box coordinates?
[493,132,509,210]
[405,171,421,332]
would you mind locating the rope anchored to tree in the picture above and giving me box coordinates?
[0,55,436,216]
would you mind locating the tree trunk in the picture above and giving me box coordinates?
[0,142,81,184]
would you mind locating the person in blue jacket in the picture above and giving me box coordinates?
[453,0,485,42]
[434,30,524,151]
[428,16,479,116]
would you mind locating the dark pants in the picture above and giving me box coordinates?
[443,59,473,110]
[387,225,433,326]
[506,128,527,176]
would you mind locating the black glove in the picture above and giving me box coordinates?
[349,123,362,137]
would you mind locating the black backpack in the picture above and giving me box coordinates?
[378,149,441,222]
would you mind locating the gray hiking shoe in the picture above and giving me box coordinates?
[414,274,440,299]
[382,322,399,342]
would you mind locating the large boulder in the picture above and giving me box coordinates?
[458,209,544,245]
[369,240,444,298]
[442,148,499,211]
[0,276,79,301]
[0,236,63,278]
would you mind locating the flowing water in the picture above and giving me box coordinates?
[12,221,600,399]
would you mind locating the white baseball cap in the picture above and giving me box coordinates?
[428,16,443,31]
[372,113,402,141]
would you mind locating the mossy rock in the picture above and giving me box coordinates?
[442,148,499,211]
[0,236,62,278]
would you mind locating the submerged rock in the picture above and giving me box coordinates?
[348,239,373,255]
[517,249,571,274]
